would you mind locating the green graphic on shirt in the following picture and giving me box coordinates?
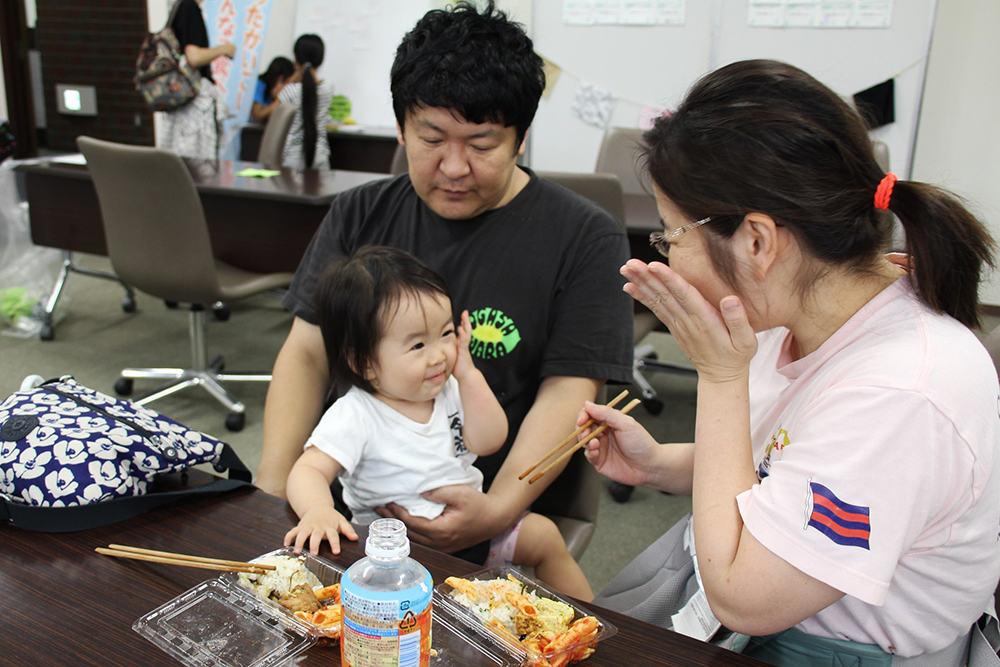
[469,307,520,359]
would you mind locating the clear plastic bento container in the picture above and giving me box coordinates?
[133,547,519,667]
[435,565,618,666]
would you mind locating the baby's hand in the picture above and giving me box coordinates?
[452,310,476,381]
[284,506,358,555]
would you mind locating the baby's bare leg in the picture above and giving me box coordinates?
[513,513,594,601]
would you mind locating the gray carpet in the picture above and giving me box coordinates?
[0,252,695,593]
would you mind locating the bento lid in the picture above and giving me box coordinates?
[133,579,316,667]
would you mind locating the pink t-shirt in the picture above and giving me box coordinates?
[736,277,1000,656]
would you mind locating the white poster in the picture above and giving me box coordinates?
[564,0,684,25]
[748,0,891,27]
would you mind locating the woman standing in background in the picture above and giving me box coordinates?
[159,0,235,159]
[278,34,334,169]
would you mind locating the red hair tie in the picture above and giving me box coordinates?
[874,172,898,210]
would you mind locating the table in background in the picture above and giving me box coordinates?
[0,471,767,667]
[18,159,386,274]
[240,124,399,174]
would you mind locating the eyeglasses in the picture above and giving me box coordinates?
[648,216,712,258]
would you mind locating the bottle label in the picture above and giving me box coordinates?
[341,571,433,667]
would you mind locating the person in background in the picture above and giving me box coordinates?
[250,56,294,123]
[159,0,235,159]
[284,246,593,600]
[579,59,1000,666]
[257,2,633,565]
[277,34,334,169]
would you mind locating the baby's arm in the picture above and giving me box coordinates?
[284,446,358,555]
[452,310,508,456]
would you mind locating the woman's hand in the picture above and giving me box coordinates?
[578,401,662,487]
[284,505,357,555]
[451,310,476,383]
[620,259,757,384]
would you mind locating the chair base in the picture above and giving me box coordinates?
[39,250,136,341]
[115,308,271,431]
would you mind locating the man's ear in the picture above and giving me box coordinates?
[736,212,783,280]
[515,129,528,157]
[396,121,406,146]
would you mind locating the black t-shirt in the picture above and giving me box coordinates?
[283,169,634,486]
[171,0,213,82]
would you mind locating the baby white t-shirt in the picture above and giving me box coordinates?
[305,377,482,526]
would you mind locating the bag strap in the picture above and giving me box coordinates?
[0,442,253,533]
[164,0,183,32]
[969,598,1000,667]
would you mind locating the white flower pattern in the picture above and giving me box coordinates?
[45,468,78,498]
[13,448,52,479]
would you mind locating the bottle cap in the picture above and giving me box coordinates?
[366,518,410,560]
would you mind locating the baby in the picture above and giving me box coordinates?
[284,246,592,599]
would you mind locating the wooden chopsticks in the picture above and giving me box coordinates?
[95,544,277,574]
[519,390,642,485]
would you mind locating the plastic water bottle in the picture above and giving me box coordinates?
[341,518,433,667]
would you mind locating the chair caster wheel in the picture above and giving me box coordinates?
[115,378,134,396]
[225,412,245,432]
[642,398,664,415]
[40,325,54,341]
[608,481,635,503]
[164,300,178,309]
[122,297,136,313]
[213,306,231,322]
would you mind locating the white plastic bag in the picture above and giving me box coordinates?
[0,161,63,337]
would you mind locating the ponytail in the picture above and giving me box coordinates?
[301,63,318,169]
[889,181,995,329]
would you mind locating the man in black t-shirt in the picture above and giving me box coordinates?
[257,1,633,557]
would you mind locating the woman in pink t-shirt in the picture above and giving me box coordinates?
[580,60,1000,666]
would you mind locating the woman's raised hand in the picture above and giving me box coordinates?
[620,259,757,384]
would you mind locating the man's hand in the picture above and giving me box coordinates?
[376,485,504,553]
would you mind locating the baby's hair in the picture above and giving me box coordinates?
[315,246,452,393]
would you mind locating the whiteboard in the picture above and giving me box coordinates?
[293,0,436,128]
[529,0,935,175]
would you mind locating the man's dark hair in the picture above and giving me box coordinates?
[315,246,452,394]
[390,1,544,147]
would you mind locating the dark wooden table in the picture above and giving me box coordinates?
[240,124,399,174]
[0,471,766,667]
[17,159,386,274]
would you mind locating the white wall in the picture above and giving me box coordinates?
[911,0,1000,306]
[530,0,934,175]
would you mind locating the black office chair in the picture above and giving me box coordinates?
[596,127,696,417]
[78,136,294,431]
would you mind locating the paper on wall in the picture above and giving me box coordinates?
[541,57,563,99]
[747,0,892,28]
[572,82,615,128]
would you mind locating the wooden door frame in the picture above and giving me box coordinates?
[0,0,38,158]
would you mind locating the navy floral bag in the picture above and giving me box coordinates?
[0,376,252,532]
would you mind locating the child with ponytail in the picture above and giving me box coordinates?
[580,59,1000,666]
[277,34,334,168]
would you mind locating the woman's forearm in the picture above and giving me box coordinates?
[184,43,233,69]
